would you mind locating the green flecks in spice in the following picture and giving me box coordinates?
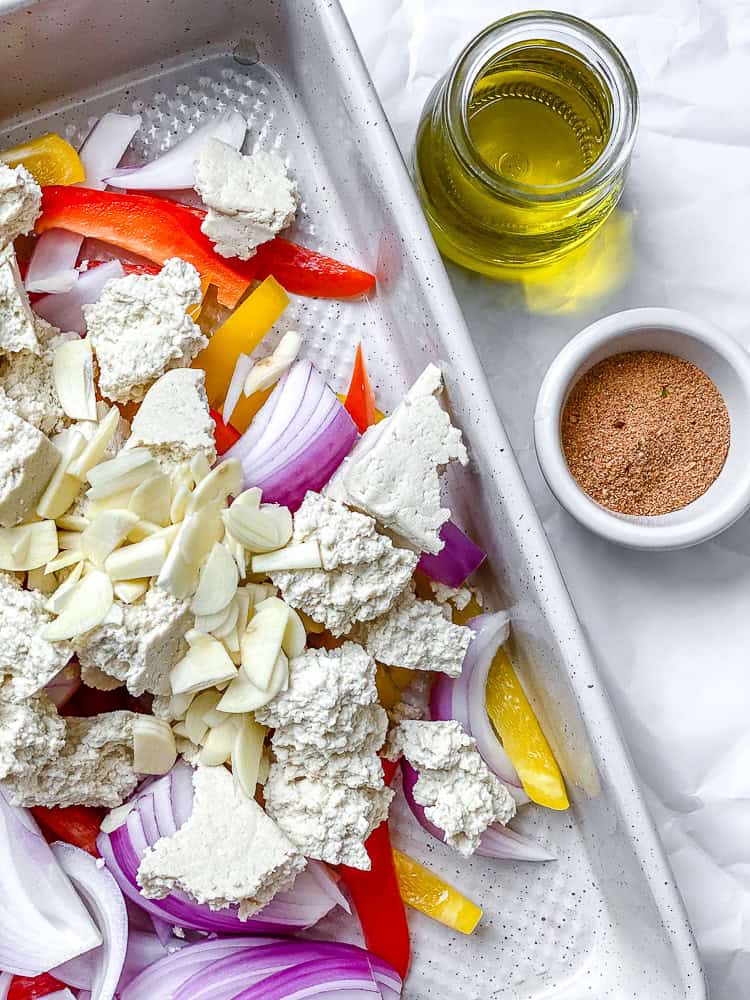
[561,350,730,516]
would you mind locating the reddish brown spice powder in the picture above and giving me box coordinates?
[561,350,730,516]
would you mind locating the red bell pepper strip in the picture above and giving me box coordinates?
[86,258,161,277]
[37,186,253,308]
[339,820,410,981]
[30,805,104,857]
[344,343,377,433]
[8,973,67,1000]
[338,757,409,980]
[37,187,375,304]
[210,407,241,455]
[252,237,375,299]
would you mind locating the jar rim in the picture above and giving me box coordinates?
[444,11,639,203]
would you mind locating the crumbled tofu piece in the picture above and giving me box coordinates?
[326,364,468,554]
[84,258,207,403]
[0,318,76,434]
[137,764,305,918]
[0,571,73,699]
[271,740,386,790]
[388,671,433,724]
[194,139,297,260]
[429,581,474,611]
[355,587,471,677]
[74,587,192,697]
[0,163,41,251]
[254,642,379,734]
[270,702,388,759]
[3,711,138,808]
[386,720,516,856]
[0,246,39,353]
[127,369,216,465]
[264,763,393,869]
[0,399,59,526]
[0,683,65,780]
[271,493,417,636]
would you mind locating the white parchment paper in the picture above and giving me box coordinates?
[341,1,750,996]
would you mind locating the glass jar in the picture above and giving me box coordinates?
[413,12,639,274]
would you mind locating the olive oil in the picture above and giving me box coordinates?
[413,15,638,274]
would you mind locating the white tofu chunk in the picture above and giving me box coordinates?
[2,711,138,808]
[0,571,73,700]
[385,720,516,856]
[0,683,65,781]
[0,245,39,354]
[0,163,41,251]
[127,368,216,465]
[326,364,468,554]
[0,397,59,526]
[0,317,77,434]
[194,139,297,260]
[271,493,418,636]
[137,763,305,918]
[84,258,207,403]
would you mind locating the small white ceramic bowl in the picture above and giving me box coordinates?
[534,307,750,550]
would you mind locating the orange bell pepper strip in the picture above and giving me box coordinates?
[210,408,241,455]
[36,186,254,308]
[252,237,375,299]
[30,804,105,857]
[1,133,85,185]
[344,343,377,433]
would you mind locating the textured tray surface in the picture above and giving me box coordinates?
[0,2,705,997]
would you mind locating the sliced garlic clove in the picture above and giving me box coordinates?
[232,718,267,798]
[113,578,149,604]
[218,650,288,713]
[243,330,302,397]
[56,513,90,532]
[87,447,153,487]
[225,502,292,553]
[42,569,114,641]
[170,484,192,525]
[27,564,59,595]
[0,521,58,572]
[37,431,86,521]
[129,472,171,527]
[100,802,135,835]
[184,689,223,744]
[234,588,252,634]
[66,406,121,481]
[223,527,246,580]
[198,717,240,766]
[186,460,242,514]
[87,489,138,518]
[232,487,262,512]
[127,520,163,543]
[45,549,84,575]
[210,599,240,640]
[190,452,212,484]
[104,535,169,581]
[133,716,177,775]
[81,509,140,567]
[168,691,194,721]
[53,338,97,421]
[44,560,85,615]
[281,605,307,658]
[240,598,289,690]
[194,606,232,634]
[170,635,238,695]
[191,541,238,616]
[158,505,223,600]
[251,540,322,574]
[57,530,83,552]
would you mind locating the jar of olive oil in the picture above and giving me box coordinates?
[413,12,638,273]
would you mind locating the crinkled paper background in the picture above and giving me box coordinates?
[340,1,750,996]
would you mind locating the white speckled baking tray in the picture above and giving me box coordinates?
[0,0,706,996]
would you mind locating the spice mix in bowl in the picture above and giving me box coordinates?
[534,307,750,549]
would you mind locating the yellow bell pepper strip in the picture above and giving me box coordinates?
[0,134,85,186]
[375,663,401,712]
[451,595,484,626]
[229,384,274,435]
[485,648,569,811]
[192,275,289,407]
[392,848,483,935]
[388,665,415,691]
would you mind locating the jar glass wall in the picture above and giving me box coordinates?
[413,12,639,274]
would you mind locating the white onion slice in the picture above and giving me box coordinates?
[223,353,252,423]
[33,260,125,334]
[26,113,141,293]
[104,111,246,190]
[0,790,101,976]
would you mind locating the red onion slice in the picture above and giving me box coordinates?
[417,520,486,588]
[104,111,246,191]
[431,611,525,794]
[44,662,82,709]
[26,113,141,293]
[50,842,128,1000]
[33,259,125,334]
[234,956,381,1000]
[224,360,359,510]
[0,790,101,976]
[400,761,553,862]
